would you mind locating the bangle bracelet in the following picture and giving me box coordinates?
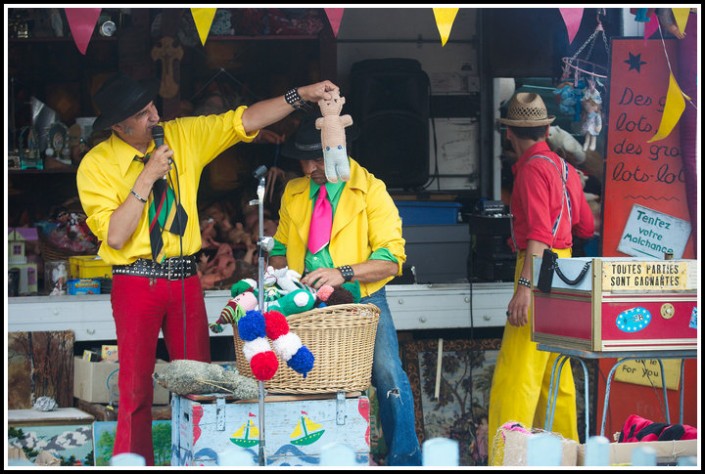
[130,189,147,204]
[337,265,354,282]
[518,276,531,288]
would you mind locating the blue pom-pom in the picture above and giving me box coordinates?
[238,310,266,341]
[287,346,315,377]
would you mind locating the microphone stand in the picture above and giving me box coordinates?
[252,165,270,466]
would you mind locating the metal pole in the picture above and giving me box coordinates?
[255,169,267,466]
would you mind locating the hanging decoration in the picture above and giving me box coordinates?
[191,8,217,46]
[324,8,345,38]
[648,72,689,143]
[64,8,101,55]
[555,9,610,123]
[643,11,660,40]
[433,8,459,47]
[559,8,584,45]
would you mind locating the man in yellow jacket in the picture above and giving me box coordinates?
[269,115,421,466]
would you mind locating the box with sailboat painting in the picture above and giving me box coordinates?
[172,392,370,466]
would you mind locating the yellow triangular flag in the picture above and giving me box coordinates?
[648,72,690,143]
[191,8,217,46]
[433,8,459,47]
[671,8,690,36]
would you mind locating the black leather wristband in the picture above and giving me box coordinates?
[518,276,531,288]
[337,265,354,282]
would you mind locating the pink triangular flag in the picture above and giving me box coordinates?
[559,8,584,45]
[324,8,345,38]
[64,8,101,55]
[644,11,660,39]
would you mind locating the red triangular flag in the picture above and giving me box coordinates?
[64,8,102,55]
[324,8,345,38]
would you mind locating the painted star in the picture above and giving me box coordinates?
[625,52,647,72]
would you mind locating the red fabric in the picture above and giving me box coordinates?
[619,413,698,443]
[110,274,210,465]
[511,142,594,250]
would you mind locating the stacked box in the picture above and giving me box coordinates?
[73,356,170,405]
[172,393,370,466]
[8,408,95,466]
[69,255,112,279]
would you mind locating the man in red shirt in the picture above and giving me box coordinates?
[488,92,595,464]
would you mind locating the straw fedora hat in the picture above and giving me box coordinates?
[498,92,555,127]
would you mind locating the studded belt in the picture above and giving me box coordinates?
[112,255,198,280]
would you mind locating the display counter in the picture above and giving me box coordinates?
[7,282,513,341]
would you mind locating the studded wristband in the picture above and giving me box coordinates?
[517,276,531,289]
[337,265,354,282]
[284,88,311,111]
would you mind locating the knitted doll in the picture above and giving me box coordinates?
[316,89,353,183]
[581,97,603,152]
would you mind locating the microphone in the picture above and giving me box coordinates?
[151,125,169,179]
[152,125,164,148]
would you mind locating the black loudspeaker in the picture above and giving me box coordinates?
[349,59,430,189]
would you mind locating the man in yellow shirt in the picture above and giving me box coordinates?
[76,73,338,465]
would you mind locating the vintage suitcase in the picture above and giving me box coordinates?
[531,257,698,351]
[172,392,370,466]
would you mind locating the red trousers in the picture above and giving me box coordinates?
[110,274,211,465]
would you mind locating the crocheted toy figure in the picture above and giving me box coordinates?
[209,290,258,334]
[316,89,353,183]
[581,97,602,152]
[267,287,316,316]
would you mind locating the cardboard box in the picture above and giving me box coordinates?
[67,278,101,295]
[172,393,370,466]
[73,356,170,405]
[576,439,697,466]
[69,255,112,279]
[8,408,94,466]
[531,257,698,351]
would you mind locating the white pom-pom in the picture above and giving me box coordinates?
[271,332,302,361]
[242,337,272,361]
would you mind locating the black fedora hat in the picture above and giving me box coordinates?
[281,113,360,161]
[92,73,160,131]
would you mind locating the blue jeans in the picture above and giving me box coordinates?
[361,287,421,466]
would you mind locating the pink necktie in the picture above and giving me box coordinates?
[308,185,332,254]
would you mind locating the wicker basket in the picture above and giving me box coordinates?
[232,303,380,394]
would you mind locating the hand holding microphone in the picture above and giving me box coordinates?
[151,125,173,180]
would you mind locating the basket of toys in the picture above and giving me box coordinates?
[232,303,380,394]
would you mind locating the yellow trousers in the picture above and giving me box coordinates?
[487,249,578,465]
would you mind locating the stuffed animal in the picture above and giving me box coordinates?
[267,287,316,315]
[316,89,353,183]
[547,125,586,165]
[154,359,258,399]
[581,97,603,152]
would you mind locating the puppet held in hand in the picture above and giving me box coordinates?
[154,359,258,399]
[316,89,353,183]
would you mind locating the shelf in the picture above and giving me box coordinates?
[8,168,78,175]
[9,36,117,43]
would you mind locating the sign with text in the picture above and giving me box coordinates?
[601,258,694,292]
[617,204,691,259]
[602,38,694,258]
[613,358,682,390]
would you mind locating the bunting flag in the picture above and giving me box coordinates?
[559,8,584,45]
[324,8,345,38]
[671,8,690,36]
[191,8,217,46]
[64,8,101,55]
[647,72,690,143]
[644,11,660,39]
[433,8,459,47]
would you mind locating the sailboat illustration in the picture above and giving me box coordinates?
[230,412,260,448]
[290,411,325,446]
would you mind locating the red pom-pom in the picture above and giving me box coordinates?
[264,310,290,340]
[250,351,279,380]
